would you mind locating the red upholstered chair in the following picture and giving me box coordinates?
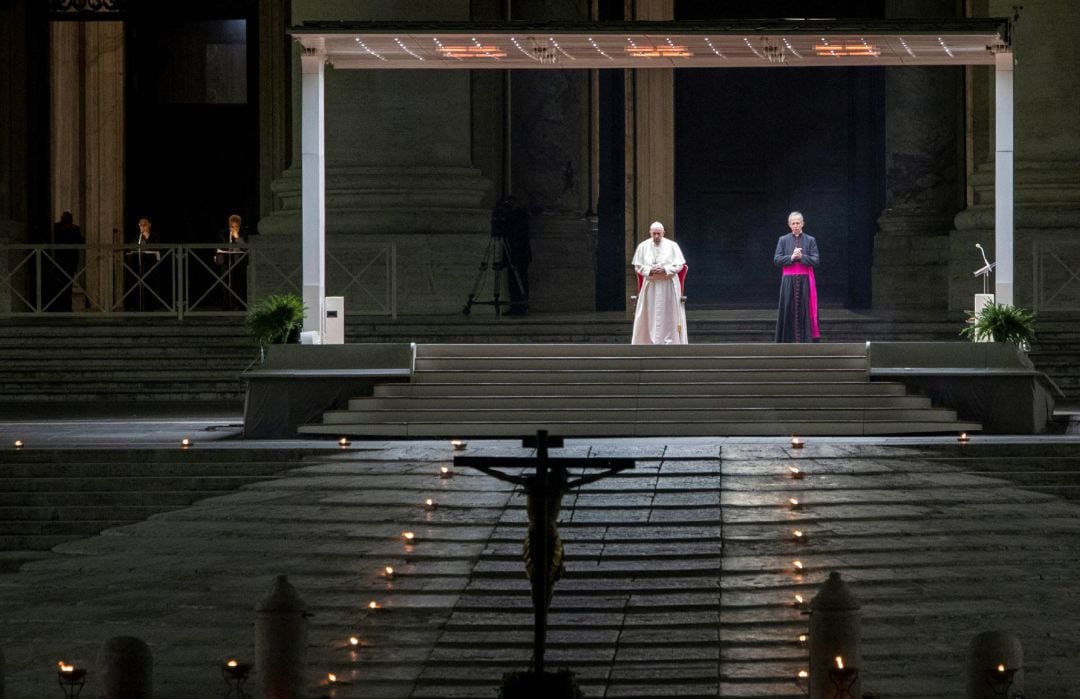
[631,265,688,307]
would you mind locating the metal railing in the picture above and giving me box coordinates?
[0,242,397,319]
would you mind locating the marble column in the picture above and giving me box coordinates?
[624,0,674,313]
[50,21,125,312]
[872,0,963,312]
[258,0,494,315]
[952,0,1080,312]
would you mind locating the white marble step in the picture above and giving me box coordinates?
[350,394,933,410]
[301,418,982,438]
[415,355,867,371]
[412,369,870,384]
[374,381,910,397]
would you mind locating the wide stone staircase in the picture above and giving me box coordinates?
[300,343,982,437]
[0,316,257,404]
[0,447,310,573]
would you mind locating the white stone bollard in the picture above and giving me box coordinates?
[96,636,153,698]
[967,630,1024,698]
[255,574,309,699]
[808,571,862,699]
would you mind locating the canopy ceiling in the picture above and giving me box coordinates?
[290,18,1011,70]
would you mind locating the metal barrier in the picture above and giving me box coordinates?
[0,242,397,318]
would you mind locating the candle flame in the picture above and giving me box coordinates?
[227,658,238,668]
[798,634,807,643]
[788,497,799,507]
[793,560,803,570]
[58,661,75,672]
[996,663,1006,673]
[328,672,337,682]
[836,656,844,670]
[368,600,379,609]
[402,531,415,541]
[794,593,804,604]
[797,669,809,678]
[385,565,395,576]
[339,437,350,447]
[13,439,23,448]
[793,530,804,538]
[350,636,360,646]
[180,438,190,447]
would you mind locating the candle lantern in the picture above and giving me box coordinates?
[424,498,438,511]
[57,661,88,699]
[13,439,23,449]
[958,432,970,444]
[966,630,1024,699]
[808,571,861,699]
[450,439,467,451]
[790,436,804,449]
[440,466,454,479]
[221,658,253,694]
[338,437,351,448]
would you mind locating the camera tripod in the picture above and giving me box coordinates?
[462,234,527,317]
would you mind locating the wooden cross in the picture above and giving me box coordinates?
[454,430,635,676]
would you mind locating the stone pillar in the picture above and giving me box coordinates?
[50,20,125,312]
[258,1,493,316]
[507,0,594,313]
[952,1,1080,312]
[872,0,963,312]
[624,0,674,313]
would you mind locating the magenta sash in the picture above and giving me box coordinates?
[782,263,819,339]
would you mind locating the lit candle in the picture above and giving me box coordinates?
[402,531,415,543]
[180,438,191,449]
[58,661,75,674]
[450,439,467,451]
[384,565,395,578]
[788,465,805,480]
[339,437,351,448]
[790,436,804,449]
[440,466,454,479]
[836,656,844,670]
[792,560,803,572]
[424,498,437,511]
[797,669,809,679]
[996,663,1006,673]
[798,634,807,643]
[792,529,806,542]
[794,593,804,606]
[349,636,360,647]
[13,439,23,449]
[958,432,970,443]
[328,672,338,682]
[226,659,237,668]
[788,497,800,509]
[368,600,380,610]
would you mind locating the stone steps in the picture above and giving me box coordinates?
[0,449,307,571]
[303,343,981,438]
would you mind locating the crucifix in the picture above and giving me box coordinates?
[454,430,635,678]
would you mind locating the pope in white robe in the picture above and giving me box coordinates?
[631,221,688,345]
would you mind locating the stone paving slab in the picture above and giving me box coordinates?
[2,435,1080,697]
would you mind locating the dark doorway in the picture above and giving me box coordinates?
[125,5,258,245]
[674,67,884,308]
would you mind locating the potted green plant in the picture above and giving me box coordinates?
[246,293,306,348]
[960,301,1036,350]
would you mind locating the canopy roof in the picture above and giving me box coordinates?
[290,18,1011,69]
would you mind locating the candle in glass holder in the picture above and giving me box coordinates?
[384,565,395,578]
[339,437,351,448]
[450,439,467,451]
[788,465,805,480]
[401,531,415,544]
[13,439,23,449]
[424,498,437,511]
[790,436,804,449]
[440,466,454,479]
[958,432,970,443]
[180,438,191,449]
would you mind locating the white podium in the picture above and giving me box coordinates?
[325,296,345,344]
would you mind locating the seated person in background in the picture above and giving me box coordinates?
[215,214,248,310]
[126,217,164,311]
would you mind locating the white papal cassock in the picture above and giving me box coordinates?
[631,237,688,345]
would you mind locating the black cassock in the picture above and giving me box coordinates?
[773,232,820,343]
